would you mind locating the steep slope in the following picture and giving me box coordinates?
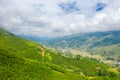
[0,28,120,80]
[0,28,87,80]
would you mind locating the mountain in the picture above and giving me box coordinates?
[22,30,120,49]
[19,35,51,43]
[0,28,120,80]
[23,30,120,66]
[43,30,120,49]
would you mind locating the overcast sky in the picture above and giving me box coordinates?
[0,0,120,37]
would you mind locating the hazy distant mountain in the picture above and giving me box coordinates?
[22,30,120,49]
[43,30,120,49]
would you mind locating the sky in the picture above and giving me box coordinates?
[0,0,120,37]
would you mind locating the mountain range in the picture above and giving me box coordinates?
[20,30,120,67]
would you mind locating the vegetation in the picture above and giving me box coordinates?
[0,28,120,80]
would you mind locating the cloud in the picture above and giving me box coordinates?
[0,0,120,37]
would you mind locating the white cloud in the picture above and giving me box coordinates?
[0,0,120,37]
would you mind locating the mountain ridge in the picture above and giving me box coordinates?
[20,30,120,48]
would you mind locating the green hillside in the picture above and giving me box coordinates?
[0,28,120,80]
